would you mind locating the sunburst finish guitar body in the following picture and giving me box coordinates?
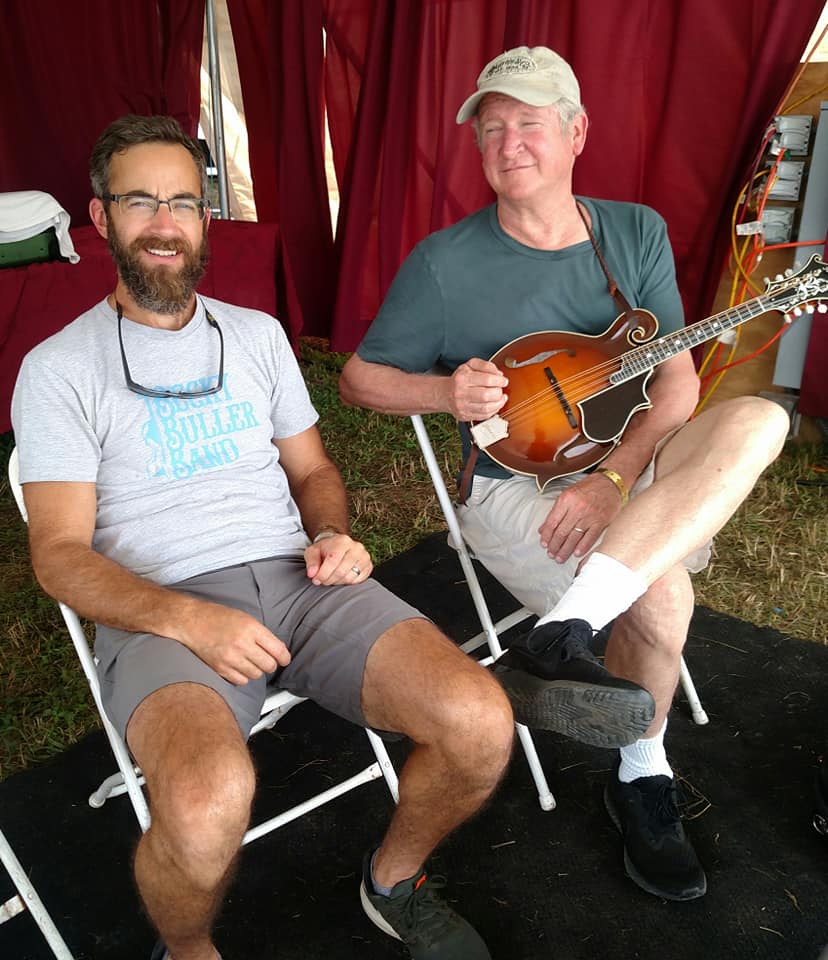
[470,255,828,490]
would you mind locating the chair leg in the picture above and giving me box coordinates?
[515,724,556,811]
[679,655,709,725]
[365,729,400,803]
[88,770,146,808]
[0,828,76,959]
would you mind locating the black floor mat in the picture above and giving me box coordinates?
[1,533,826,959]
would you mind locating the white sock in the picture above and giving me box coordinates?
[618,720,673,782]
[535,552,648,632]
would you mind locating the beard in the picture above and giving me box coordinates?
[106,213,209,315]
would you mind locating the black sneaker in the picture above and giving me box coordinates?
[359,851,491,959]
[604,761,707,901]
[491,619,655,747]
[814,755,828,837]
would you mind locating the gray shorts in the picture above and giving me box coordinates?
[94,554,424,741]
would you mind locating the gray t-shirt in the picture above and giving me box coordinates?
[12,296,319,585]
[357,198,684,477]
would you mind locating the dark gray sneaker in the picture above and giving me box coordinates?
[491,618,655,747]
[604,761,707,901]
[359,852,491,959]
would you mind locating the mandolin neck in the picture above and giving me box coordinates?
[611,295,771,383]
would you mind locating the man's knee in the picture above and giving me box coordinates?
[705,395,788,463]
[365,622,514,775]
[437,664,514,760]
[407,654,515,792]
[739,396,789,460]
[147,745,256,884]
[129,685,256,878]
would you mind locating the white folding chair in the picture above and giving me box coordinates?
[410,415,708,802]
[0,826,75,959]
[8,447,399,844]
[410,416,557,812]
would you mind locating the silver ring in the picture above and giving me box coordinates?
[573,527,585,533]
[351,565,361,576]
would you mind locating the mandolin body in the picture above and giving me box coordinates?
[480,310,658,489]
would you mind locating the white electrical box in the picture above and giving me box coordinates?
[767,160,806,201]
[773,102,828,390]
[760,207,796,244]
[771,114,813,156]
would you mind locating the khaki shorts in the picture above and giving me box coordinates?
[455,453,712,617]
[95,553,424,740]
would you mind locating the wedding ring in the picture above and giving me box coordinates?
[573,527,585,533]
[351,566,361,576]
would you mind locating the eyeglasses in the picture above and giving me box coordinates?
[117,301,225,399]
[106,193,209,222]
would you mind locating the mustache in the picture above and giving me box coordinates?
[130,235,191,255]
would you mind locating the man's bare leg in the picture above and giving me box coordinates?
[128,683,254,960]
[605,564,694,735]
[599,395,788,584]
[360,618,514,887]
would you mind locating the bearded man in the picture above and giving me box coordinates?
[11,115,518,960]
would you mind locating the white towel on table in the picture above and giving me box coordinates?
[0,190,80,263]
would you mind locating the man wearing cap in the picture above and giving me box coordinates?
[340,46,787,901]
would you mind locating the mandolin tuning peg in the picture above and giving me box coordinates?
[793,307,803,316]
[806,304,815,313]
[774,274,784,282]
[818,303,828,313]
[784,268,793,276]
[763,276,770,285]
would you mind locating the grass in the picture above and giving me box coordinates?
[0,342,825,782]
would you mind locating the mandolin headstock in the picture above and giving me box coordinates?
[763,254,828,320]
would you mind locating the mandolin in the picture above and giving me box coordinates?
[469,254,828,490]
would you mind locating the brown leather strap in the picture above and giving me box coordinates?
[576,201,635,318]
[457,441,478,505]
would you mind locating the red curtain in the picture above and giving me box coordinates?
[323,0,824,351]
[226,0,335,340]
[798,230,828,419]
[0,1,204,227]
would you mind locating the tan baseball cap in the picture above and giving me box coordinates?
[456,45,581,124]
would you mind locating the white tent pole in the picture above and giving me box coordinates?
[205,0,230,219]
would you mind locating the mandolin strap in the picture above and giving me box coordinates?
[457,442,478,505]
[457,201,635,506]
[576,200,636,318]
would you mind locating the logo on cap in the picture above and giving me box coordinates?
[484,55,537,80]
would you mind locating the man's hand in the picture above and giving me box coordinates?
[538,473,626,563]
[447,358,509,422]
[304,533,373,586]
[180,601,292,686]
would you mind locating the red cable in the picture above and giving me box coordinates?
[761,239,824,253]
[702,322,789,380]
